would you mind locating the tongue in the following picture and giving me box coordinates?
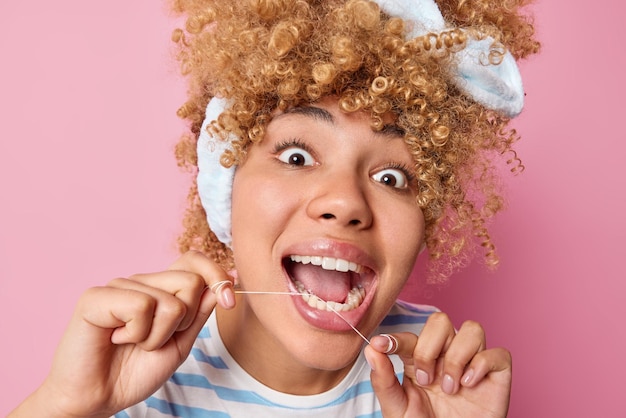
[290,262,351,303]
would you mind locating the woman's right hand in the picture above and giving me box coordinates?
[10,251,235,418]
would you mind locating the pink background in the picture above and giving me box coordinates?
[1,1,623,416]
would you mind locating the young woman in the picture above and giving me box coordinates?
[10,0,539,416]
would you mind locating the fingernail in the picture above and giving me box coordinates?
[462,368,474,385]
[416,369,430,386]
[380,334,398,354]
[220,287,235,309]
[442,374,455,394]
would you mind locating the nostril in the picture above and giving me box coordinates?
[320,213,362,225]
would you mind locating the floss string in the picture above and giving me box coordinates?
[226,287,371,345]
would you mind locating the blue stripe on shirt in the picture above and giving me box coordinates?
[357,411,383,418]
[146,397,230,417]
[191,348,229,369]
[380,312,430,326]
[379,302,435,326]
[170,372,377,410]
[170,372,274,406]
[197,327,211,339]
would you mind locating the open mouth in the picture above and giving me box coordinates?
[282,254,377,329]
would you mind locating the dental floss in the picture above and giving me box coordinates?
[325,303,371,345]
[234,290,307,296]
[210,280,233,294]
[229,289,371,345]
[380,333,398,354]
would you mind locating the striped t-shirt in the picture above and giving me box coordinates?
[116,300,437,418]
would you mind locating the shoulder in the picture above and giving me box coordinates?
[376,300,439,335]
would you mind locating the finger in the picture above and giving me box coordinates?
[412,312,456,386]
[79,286,157,346]
[460,347,512,388]
[125,270,206,330]
[169,250,236,309]
[370,333,417,357]
[367,334,435,416]
[363,345,409,417]
[440,320,486,394]
[170,287,218,357]
[369,332,420,385]
[106,277,189,350]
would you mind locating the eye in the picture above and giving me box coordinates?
[371,167,409,189]
[277,147,315,167]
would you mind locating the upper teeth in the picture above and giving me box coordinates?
[290,255,363,273]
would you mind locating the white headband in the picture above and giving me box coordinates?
[197,0,525,247]
[197,96,236,247]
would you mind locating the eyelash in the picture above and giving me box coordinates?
[273,138,313,155]
[383,162,414,179]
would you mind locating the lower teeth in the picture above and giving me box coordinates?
[294,281,365,312]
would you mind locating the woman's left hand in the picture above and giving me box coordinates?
[364,312,512,418]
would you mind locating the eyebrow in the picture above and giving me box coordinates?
[279,105,405,138]
[380,124,405,137]
[281,106,334,123]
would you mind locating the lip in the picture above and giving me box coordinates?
[281,239,379,332]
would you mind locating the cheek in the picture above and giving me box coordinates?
[231,171,295,252]
[383,205,425,271]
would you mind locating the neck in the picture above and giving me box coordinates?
[216,299,356,395]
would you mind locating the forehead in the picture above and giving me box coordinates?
[271,98,405,138]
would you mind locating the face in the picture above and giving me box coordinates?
[224,97,425,379]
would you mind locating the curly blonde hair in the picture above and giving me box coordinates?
[170,0,539,280]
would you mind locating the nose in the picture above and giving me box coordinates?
[306,169,373,229]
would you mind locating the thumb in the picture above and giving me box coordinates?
[364,345,408,417]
